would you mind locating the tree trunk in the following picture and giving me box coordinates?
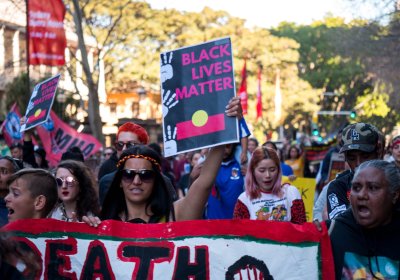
[71,0,105,145]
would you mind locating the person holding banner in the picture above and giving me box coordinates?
[84,97,242,225]
[328,160,400,279]
[49,160,100,222]
[233,147,306,223]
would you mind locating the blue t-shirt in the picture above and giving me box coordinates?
[206,159,244,219]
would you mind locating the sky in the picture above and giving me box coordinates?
[145,0,373,28]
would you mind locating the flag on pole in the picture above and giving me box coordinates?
[28,0,67,66]
[256,66,263,119]
[238,60,248,115]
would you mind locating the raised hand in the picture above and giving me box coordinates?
[162,89,179,117]
[164,125,177,157]
[160,52,174,83]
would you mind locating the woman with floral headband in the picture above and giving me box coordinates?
[84,97,242,225]
[83,144,223,224]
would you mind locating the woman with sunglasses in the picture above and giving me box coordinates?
[83,144,224,224]
[83,97,242,225]
[233,147,306,223]
[49,160,100,222]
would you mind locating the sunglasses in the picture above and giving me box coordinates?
[104,152,113,156]
[56,176,77,188]
[121,169,154,183]
[114,141,139,151]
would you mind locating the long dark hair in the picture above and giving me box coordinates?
[56,160,100,220]
[101,145,173,222]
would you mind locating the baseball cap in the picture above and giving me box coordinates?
[339,123,379,153]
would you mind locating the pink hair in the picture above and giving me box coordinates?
[245,147,283,199]
[117,122,149,144]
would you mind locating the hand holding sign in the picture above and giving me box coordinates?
[162,89,179,117]
[164,125,177,157]
[20,74,60,132]
[161,52,174,83]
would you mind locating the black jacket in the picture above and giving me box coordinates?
[326,170,353,220]
[97,153,118,180]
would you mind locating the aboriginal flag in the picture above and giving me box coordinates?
[176,112,225,140]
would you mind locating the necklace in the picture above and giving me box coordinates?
[60,203,74,222]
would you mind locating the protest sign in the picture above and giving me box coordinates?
[5,219,334,279]
[327,152,346,182]
[282,176,316,222]
[35,110,102,166]
[160,37,239,157]
[20,74,60,132]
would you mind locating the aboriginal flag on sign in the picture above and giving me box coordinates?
[176,112,225,140]
[160,37,239,157]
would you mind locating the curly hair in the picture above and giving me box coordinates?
[101,145,173,222]
[56,160,100,220]
[245,147,283,199]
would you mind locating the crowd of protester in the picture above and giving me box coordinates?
[0,100,399,279]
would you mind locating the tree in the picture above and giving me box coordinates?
[65,0,154,144]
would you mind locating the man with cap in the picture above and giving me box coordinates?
[326,122,383,220]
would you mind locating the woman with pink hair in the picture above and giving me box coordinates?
[233,147,306,223]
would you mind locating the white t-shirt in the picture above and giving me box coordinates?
[237,184,302,221]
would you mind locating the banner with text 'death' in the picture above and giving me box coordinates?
[160,37,239,157]
[4,219,334,280]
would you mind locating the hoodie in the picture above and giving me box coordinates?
[328,208,400,280]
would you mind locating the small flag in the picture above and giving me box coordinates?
[239,60,248,115]
[176,111,225,140]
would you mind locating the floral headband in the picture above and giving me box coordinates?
[117,154,161,171]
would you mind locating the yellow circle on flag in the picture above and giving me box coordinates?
[192,110,208,127]
[34,109,41,117]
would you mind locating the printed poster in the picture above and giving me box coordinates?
[282,176,316,222]
[20,74,60,132]
[160,37,239,157]
[4,219,334,280]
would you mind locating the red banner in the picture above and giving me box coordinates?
[28,0,67,66]
[239,60,248,115]
[35,111,102,166]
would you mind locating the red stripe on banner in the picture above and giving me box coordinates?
[5,218,325,244]
[176,113,225,140]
